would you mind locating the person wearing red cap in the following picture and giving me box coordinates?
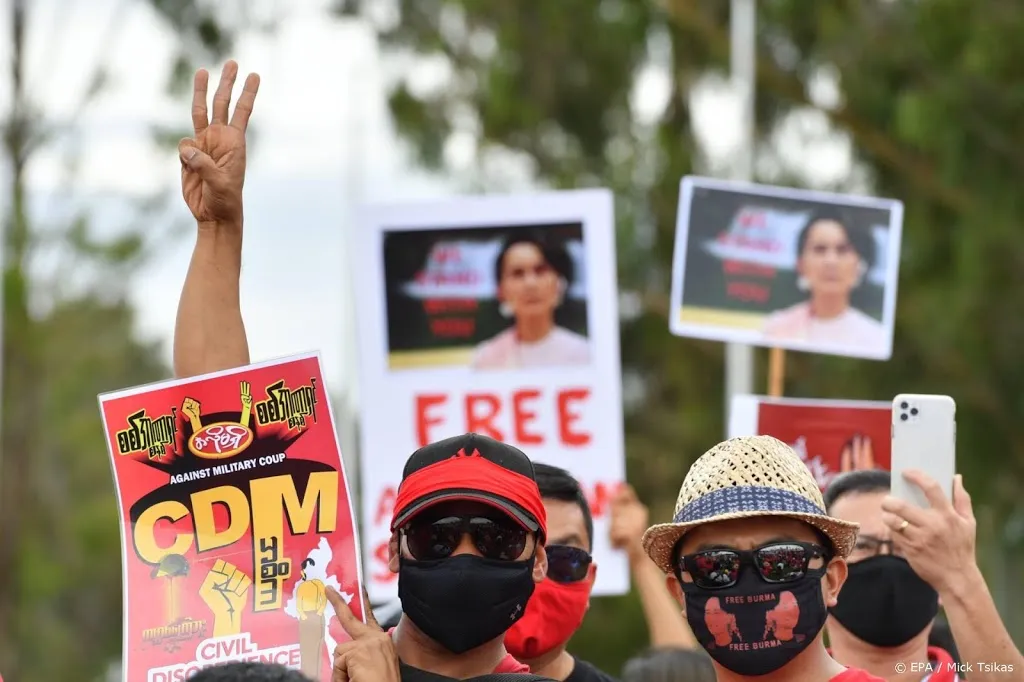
[384,432,551,673]
[325,432,554,681]
[172,62,556,681]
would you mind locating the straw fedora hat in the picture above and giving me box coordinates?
[642,435,859,574]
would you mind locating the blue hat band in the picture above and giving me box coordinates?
[674,486,825,524]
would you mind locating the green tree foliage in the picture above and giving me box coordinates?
[0,1,246,678]
[342,0,1024,669]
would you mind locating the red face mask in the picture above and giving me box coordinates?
[504,571,594,660]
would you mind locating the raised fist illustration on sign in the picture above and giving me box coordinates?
[200,559,251,637]
[181,397,204,434]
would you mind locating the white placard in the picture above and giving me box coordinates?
[351,189,628,601]
[670,176,904,360]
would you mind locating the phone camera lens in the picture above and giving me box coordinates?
[900,413,908,421]
[900,401,908,409]
[910,408,918,416]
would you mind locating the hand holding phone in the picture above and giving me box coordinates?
[890,394,956,508]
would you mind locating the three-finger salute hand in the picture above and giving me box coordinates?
[329,587,399,682]
[179,60,260,228]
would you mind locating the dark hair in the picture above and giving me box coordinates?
[189,662,311,682]
[533,462,593,550]
[823,469,891,512]
[622,647,716,682]
[795,209,876,269]
[494,229,574,285]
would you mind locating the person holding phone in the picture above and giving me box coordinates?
[641,435,884,682]
[824,469,1024,682]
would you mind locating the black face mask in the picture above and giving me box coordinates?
[681,566,828,676]
[829,555,938,647]
[398,553,536,654]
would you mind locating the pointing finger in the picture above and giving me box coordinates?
[328,586,368,638]
[212,60,239,125]
[192,69,210,136]
[230,72,261,132]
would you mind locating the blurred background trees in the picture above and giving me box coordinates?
[339,0,1024,671]
[0,0,241,678]
[2,0,1023,678]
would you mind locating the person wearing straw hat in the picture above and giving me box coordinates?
[641,435,884,682]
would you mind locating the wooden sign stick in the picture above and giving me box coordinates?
[768,347,786,398]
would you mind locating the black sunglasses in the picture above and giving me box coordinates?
[545,545,592,583]
[402,515,528,562]
[675,541,829,590]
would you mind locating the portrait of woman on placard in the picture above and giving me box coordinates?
[471,231,591,370]
[762,209,886,351]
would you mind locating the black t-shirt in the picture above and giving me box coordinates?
[564,657,619,682]
[400,661,556,681]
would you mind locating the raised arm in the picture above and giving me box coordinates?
[610,485,697,649]
[884,472,1024,682]
[173,61,260,378]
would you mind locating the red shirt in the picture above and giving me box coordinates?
[922,646,959,682]
[827,647,958,682]
[386,628,530,674]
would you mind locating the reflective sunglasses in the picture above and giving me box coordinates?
[545,545,593,583]
[402,515,528,562]
[675,541,828,590]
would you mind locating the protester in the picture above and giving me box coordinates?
[503,463,617,681]
[608,485,697,649]
[190,662,311,681]
[620,647,715,682]
[641,435,883,682]
[326,432,560,681]
[175,62,559,681]
[325,431,562,681]
[173,60,257,379]
[825,469,1024,682]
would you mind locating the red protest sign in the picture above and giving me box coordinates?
[100,353,363,682]
[729,395,892,490]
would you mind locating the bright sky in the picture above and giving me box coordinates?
[1,0,851,404]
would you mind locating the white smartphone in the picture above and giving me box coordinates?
[890,394,956,508]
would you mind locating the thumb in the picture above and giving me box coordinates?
[178,138,217,179]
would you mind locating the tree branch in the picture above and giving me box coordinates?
[664,0,975,214]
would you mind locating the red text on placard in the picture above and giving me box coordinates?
[415,388,591,448]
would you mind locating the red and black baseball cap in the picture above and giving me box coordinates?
[390,433,547,538]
